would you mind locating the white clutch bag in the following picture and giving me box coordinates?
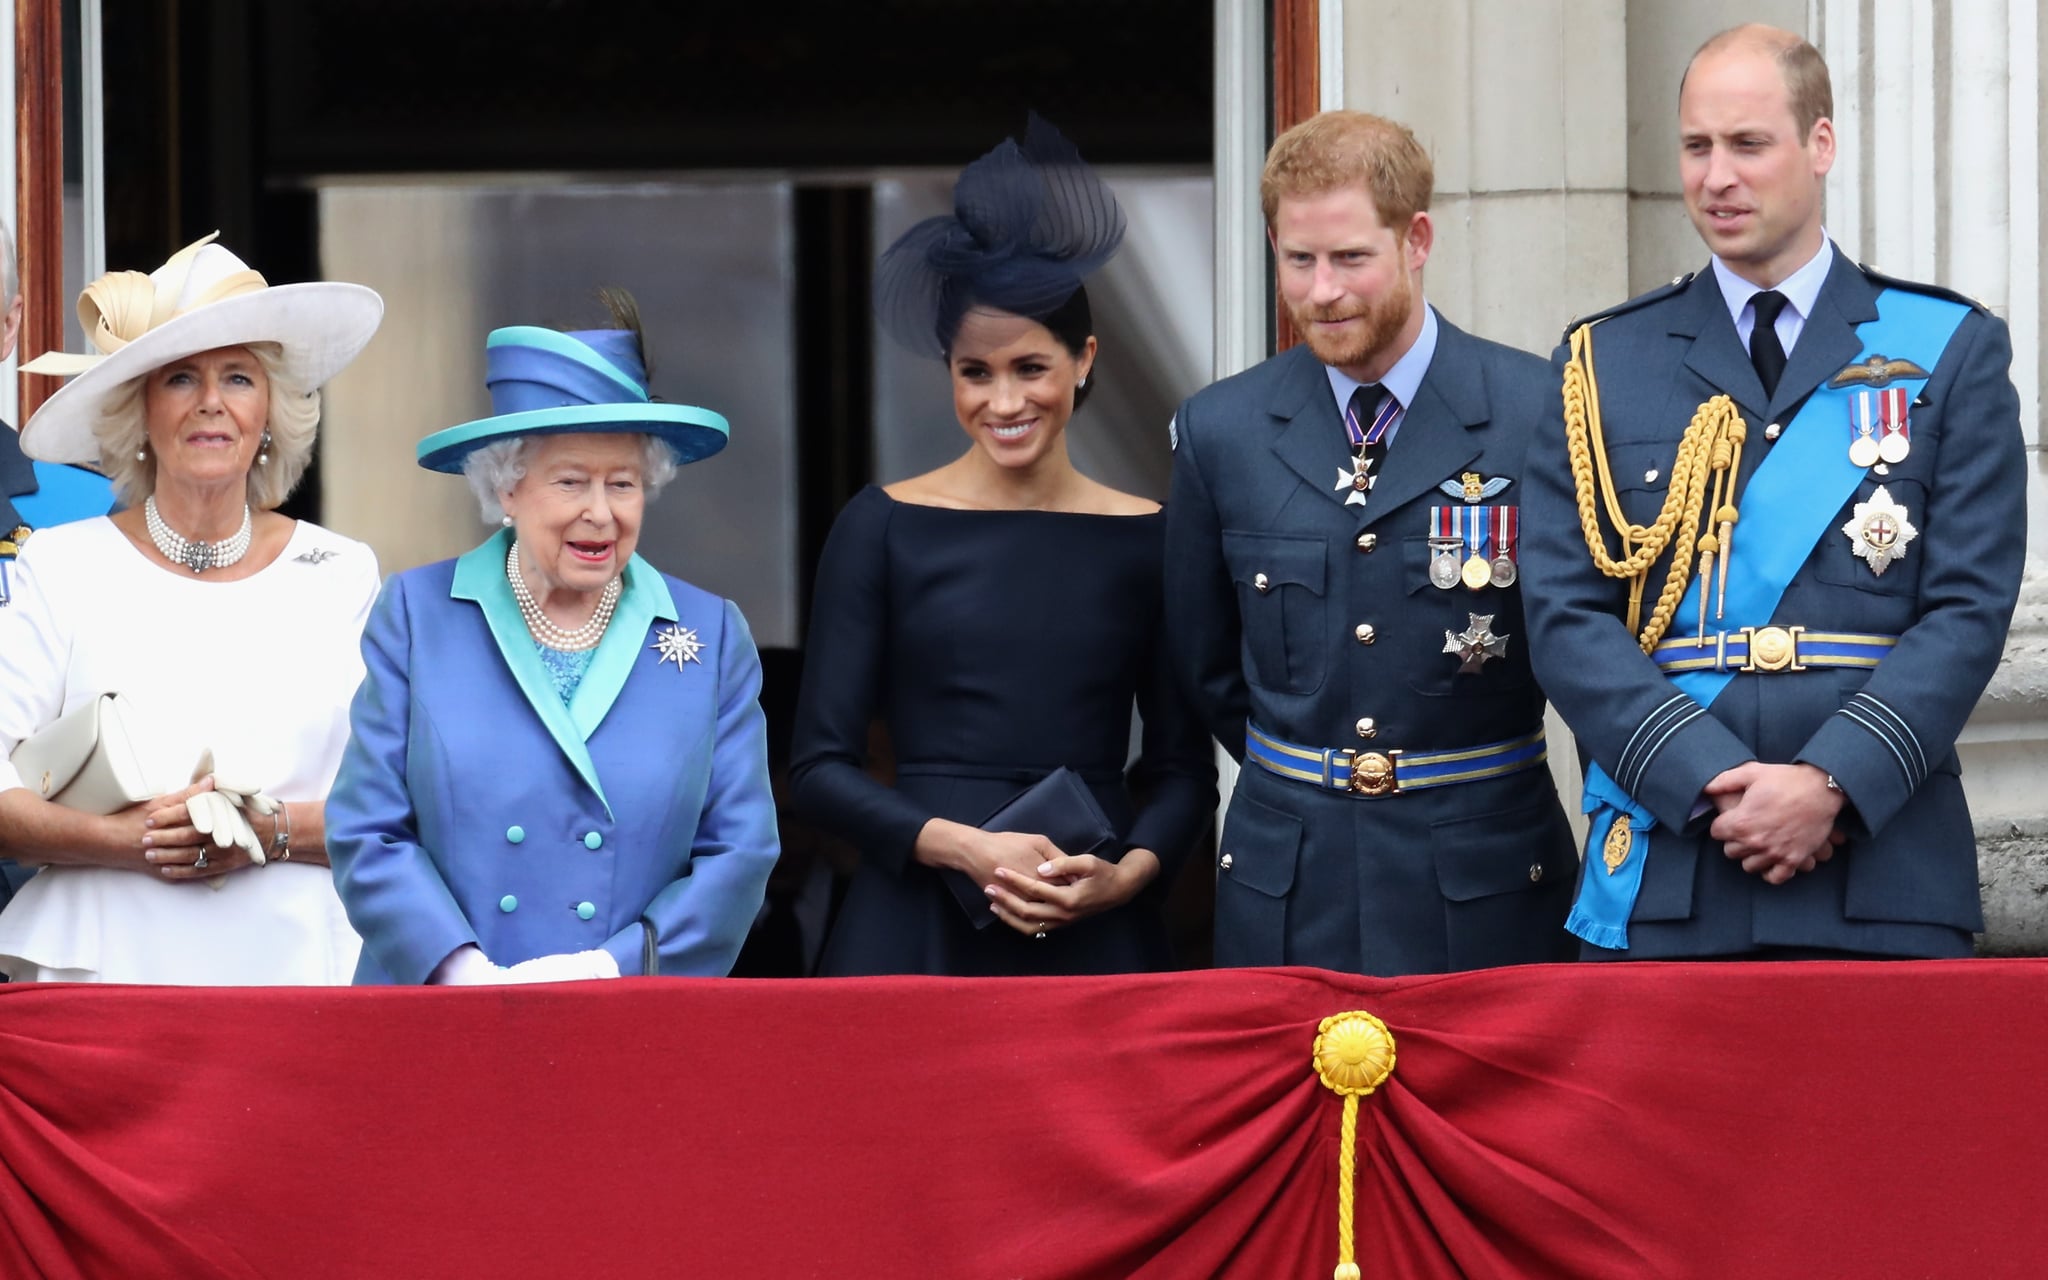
[8,692,154,815]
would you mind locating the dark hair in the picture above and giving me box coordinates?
[942,284,1099,411]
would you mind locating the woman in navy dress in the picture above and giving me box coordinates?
[790,118,1216,976]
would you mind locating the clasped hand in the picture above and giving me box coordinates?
[135,759,280,884]
[965,829,1158,939]
[1703,762,1847,885]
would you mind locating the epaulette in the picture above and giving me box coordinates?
[1855,262,1991,314]
[1559,272,1698,343]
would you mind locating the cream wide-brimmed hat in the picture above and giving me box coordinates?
[18,233,384,465]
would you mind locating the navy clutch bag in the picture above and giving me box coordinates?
[946,766,1118,929]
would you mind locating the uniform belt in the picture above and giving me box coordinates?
[1651,627,1898,675]
[1244,724,1548,798]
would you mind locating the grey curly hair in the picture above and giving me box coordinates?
[462,434,681,525]
[91,342,321,510]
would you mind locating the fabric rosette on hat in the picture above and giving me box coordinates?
[415,325,728,474]
[18,232,383,466]
[873,113,1127,359]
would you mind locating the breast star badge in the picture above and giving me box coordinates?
[1841,485,1917,577]
[1443,613,1510,674]
[651,623,705,670]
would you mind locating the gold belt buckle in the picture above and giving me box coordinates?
[1739,625,1806,673]
[1344,750,1401,796]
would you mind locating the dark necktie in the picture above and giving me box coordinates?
[1749,289,1789,400]
[1346,383,1391,500]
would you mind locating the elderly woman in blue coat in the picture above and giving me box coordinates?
[326,294,779,983]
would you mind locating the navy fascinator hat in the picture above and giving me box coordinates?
[874,114,1126,359]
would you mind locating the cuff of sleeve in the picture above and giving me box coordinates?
[603,927,645,978]
[1631,713,1757,834]
[1798,706,1918,835]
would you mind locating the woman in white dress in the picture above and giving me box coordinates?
[0,234,383,983]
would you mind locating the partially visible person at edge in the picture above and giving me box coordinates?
[1518,25,2024,959]
[789,116,1216,975]
[0,217,117,916]
[1164,111,1578,976]
[0,234,382,982]
[325,291,780,984]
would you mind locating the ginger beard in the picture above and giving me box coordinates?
[1285,247,1415,371]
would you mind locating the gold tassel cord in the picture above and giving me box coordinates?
[1313,1011,1397,1280]
[1562,323,1747,652]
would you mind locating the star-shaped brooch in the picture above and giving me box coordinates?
[1443,613,1510,674]
[1841,485,1917,577]
[651,623,705,670]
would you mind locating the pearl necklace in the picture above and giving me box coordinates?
[145,496,253,574]
[507,542,620,652]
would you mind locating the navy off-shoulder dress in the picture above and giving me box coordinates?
[790,485,1217,976]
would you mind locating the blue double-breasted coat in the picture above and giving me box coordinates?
[326,530,780,983]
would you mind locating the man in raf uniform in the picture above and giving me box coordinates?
[1520,26,2024,959]
[0,218,115,914]
[1165,111,1575,976]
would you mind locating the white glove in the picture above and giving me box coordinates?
[429,944,507,986]
[501,950,621,984]
[187,789,265,865]
[188,750,277,866]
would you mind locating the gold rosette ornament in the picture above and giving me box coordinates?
[1313,1011,1398,1280]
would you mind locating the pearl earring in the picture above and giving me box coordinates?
[137,442,148,461]
[1078,375,1089,390]
[257,429,272,466]
[501,515,514,528]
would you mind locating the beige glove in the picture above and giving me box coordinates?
[188,750,277,868]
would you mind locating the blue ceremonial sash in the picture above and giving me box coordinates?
[11,461,115,530]
[1567,287,1971,949]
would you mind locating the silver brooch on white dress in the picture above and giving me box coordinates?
[651,624,705,670]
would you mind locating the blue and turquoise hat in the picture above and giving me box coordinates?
[415,325,729,474]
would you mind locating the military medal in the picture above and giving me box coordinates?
[1876,387,1911,464]
[1427,507,1462,589]
[1443,612,1509,674]
[1847,392,1882,468]
[1489,505,1518,588]
[1841,484,1918,577]
[1460,505,1493,590]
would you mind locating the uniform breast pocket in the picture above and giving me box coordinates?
[1222,530,1328,695]
[1811,476,1927,597]
[1606,441,1674,529]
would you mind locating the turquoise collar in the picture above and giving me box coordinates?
[449,528,678,816]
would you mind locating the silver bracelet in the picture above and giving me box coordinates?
[272,802,293,861]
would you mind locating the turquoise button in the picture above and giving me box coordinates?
[583,831,603,850]
[498,895,518,913]
[506,825,525,845]
[576,901,596,921]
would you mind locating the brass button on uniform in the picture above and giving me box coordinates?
[1253,573,1270,593]
[1355,717,1377,739]
[1355,532,1377,553]
[1220,853,1234,872]
[1354,623,1376,645]
[1528,864,1544,883]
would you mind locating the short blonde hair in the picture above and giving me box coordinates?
[92,342,322,510]
[1261,111,1434,229]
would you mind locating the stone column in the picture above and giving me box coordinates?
[1818,0,2048,951]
